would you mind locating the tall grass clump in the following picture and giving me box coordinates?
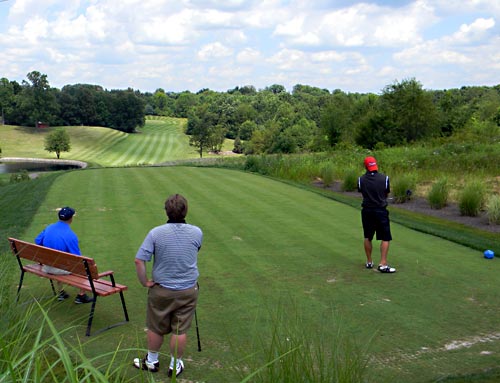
[391,173,416,203]
[341,169,358,192]
[0,259,138,383]
[319,163,336,187]
[240,303,370,383]
[0,301,138,383]
[427,177,449,209]
[486,194,500,225]
[458,181,485,217]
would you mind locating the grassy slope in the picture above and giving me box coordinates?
[0,117,201,166]
[3,167,500,383]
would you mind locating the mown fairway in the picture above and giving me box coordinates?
[0,117,200,166]
[9,166,500,382]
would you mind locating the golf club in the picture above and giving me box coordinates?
[195,282,201,351]
[195,309,201,352]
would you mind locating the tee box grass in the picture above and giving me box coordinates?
[6,166,500,383]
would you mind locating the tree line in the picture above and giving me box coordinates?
[0,71,145,133]
[1,71,499,157]
[144,81,500,156]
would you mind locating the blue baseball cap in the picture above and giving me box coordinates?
[58,207,76,221]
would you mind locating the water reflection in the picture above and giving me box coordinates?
[0,160,85,174]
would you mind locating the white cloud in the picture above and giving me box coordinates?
[314,2,436,48]
[0,0,499,93]
[268,48,306,70]
[394,42,473,65]
[236,47,261,63]
[449,17,495,43]
[198,42,233,60]
[311,51,345,63]
[22,16,49,43]
[274,16,305,37]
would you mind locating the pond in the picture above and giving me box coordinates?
[0,159,86,174]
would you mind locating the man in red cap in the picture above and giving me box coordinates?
[357,156,396,273]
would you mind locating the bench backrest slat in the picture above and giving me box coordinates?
[9,238,99,279]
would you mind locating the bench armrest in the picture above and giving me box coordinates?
[98,270,114,278]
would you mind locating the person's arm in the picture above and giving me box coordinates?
[135,258,154,287]
[35,230,45,246]
[67,234,81,255]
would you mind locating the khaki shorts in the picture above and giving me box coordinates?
[146,284,198,335]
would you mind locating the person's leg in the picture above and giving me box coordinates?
[379,240,390,266]
[364,238,373,264]
[362,209,376,268]
[146,330,164,363]
[170,333,187,358]
[133,330,163,371]
[148,329,164,352]
[168,333,187,376]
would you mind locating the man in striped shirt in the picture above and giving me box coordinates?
[133,194,203,377]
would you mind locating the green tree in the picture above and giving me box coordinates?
[151,88,175,116]
[175,91,198,118]
[16,71,60,127]
[355,112,398,149]
[380,78,440,143]
[0,77,18,125]
[44,128,71,159]
[108,89,145,132]
[187,104,219,158]
[320,94,351,147]
[435,89,471,136]
[239,120,257,141]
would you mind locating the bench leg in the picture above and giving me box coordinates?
[49,280,56,296]
[119,291,129,322]
[86,296,97,337]
[16,271,25,302]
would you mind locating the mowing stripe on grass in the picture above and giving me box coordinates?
[75,132,129,162]
[68,128,128,161]
[147,128,169,164]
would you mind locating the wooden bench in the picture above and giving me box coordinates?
[9,237,129,336]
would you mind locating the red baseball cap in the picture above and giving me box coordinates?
[364,156,378,172]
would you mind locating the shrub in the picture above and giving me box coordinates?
[244,156,262,173]
[320,163,336,187]
[392,173,416,203]
[458,181,485,217]
[341,169,358,192]
[486,194,500,225]
[428,177,449,209]
[9,170,30,184]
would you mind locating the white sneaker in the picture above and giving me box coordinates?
[133,356,159,372]
[378,264,396,273]
[168,359,184,377]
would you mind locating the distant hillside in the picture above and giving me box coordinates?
[0,117,201,167]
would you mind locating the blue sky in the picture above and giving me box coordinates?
[0,0,498,94]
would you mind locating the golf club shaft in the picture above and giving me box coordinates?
[195,309,201,352]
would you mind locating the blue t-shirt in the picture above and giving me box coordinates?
[136,222,203,290]
[35,221,81,255]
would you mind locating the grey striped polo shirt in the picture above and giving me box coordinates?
[136,222,203,290]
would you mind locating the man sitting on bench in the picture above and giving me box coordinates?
[35,206,93,304]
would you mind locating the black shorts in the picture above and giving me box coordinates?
[361,208,392,241]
